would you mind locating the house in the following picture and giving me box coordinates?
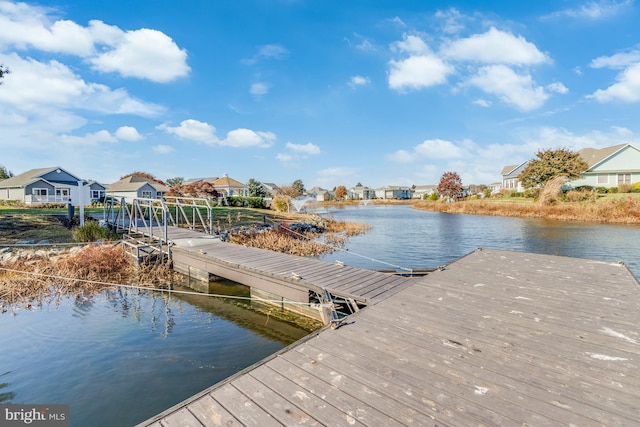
[306,186,331,201]
[183,177,218,185]
[412,184,438,199]
[106,175,169,203]
[260,182,280,197]
[501,162,529,192]
[0,166,97,206]
[374,186,413,199]
[569,143,640,189]
[488,182,502,195]
[211,174,246,197]
[87,181,107,203]
[349,184,375,200]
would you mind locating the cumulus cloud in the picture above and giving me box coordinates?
[387,138,465,163]
[547,82,569,94]
[588,62,640,102]
[388,37,454,92]
[466,65,549,111]
[277,141,321,163]
[0,2,190,82]
[0,53,164,116]
[160,119,218,143]
[115,126,143,141]
[160,119,276,148]
[89,28,190,83]
[442,27,549,65]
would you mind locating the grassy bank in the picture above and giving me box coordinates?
[413,194,640,224]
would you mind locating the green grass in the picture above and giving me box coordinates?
[0,206,105,215]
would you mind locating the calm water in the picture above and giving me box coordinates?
[317,204,640,278]
[0,285,309,427]
[3,206,640,427]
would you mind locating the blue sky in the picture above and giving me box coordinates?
[1,0,640,189]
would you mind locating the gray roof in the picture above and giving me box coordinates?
[0,166,80,188]
[106,176,169,192]
[578,143,629,169]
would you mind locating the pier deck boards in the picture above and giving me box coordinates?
[164,225,416,304]
[141,248,640,426]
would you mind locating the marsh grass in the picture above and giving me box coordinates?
[414,195,640,224]
[229,217,371,256]
[0,244,176,312]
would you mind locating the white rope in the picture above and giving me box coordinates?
[0,267,318,307]
[278,222,413,273]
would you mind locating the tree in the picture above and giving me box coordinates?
[247,178,267,197]
[120,171,166,186]
[165,177,184,188]
[166,182,219,198]
[437,171,463,200]
[0,65,9,85]
[0,165,13,179]
[518,148,588,189]
[291,179,305,196]
[335,185,347,200]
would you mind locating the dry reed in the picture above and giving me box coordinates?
[0,244,176,312]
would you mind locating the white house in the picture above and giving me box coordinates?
[569,143,640,189]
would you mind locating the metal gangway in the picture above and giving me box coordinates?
[102,195,220,260]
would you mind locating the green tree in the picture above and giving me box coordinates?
[518,148,588,189]
[291,179,305,196]
[437,171,463,200]
[335,185,347,200]
[247,178,267,197]
[0,165,13,179]
[165,177,184,188]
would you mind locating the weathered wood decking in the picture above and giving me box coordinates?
[153,225,415,305]
[140,248,640,426]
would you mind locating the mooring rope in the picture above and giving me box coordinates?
[0,267,319,307]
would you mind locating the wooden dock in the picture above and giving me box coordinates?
[140,248,640,426]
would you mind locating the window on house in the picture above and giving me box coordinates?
[91,190,104,199]
[141,191,152,198]
[618,174,631,184]
[55,189,69,198]
[33,188,47,196]
[597,174,608,184]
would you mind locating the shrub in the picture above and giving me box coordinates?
[595,187,609,194]
[524,188,540,199]
[618,183,633,193]
[608,186,618,193]
[428,192,439,201]
[272,195,290,212]
[468,194,478,200]
[72,221,115,242]
[563,189,597,202]
[510,191,524,198]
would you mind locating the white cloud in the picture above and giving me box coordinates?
[523,126,639,151]
[434,8,466,35]
[115,126,143,141]
[349,75,370,88]
[275,153,293,162]
[286,142,320,155]
[392,34,431,55]
[388,55,453,92]
[89,28,190,83]
[0,2,190,82]
[153,144,174,154]
[160,119,276,148]
[472,98,491,107]
[466,65,548,111]
[547,82,569,94]
[221,129,275,148]
[590,50,640,69]
[0,53,164,116]
[589,62,640,102]
[250,82,269,95]
[442,27,549,65]
[59,129,117,145]
[387,139,465,163]
[160,119,218,143]
[315,167,357,188]
[545,0,632,20]
[242,43,289,64]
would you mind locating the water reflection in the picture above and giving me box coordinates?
[316,205,640,278]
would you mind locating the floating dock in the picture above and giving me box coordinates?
[140,248,640,426]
